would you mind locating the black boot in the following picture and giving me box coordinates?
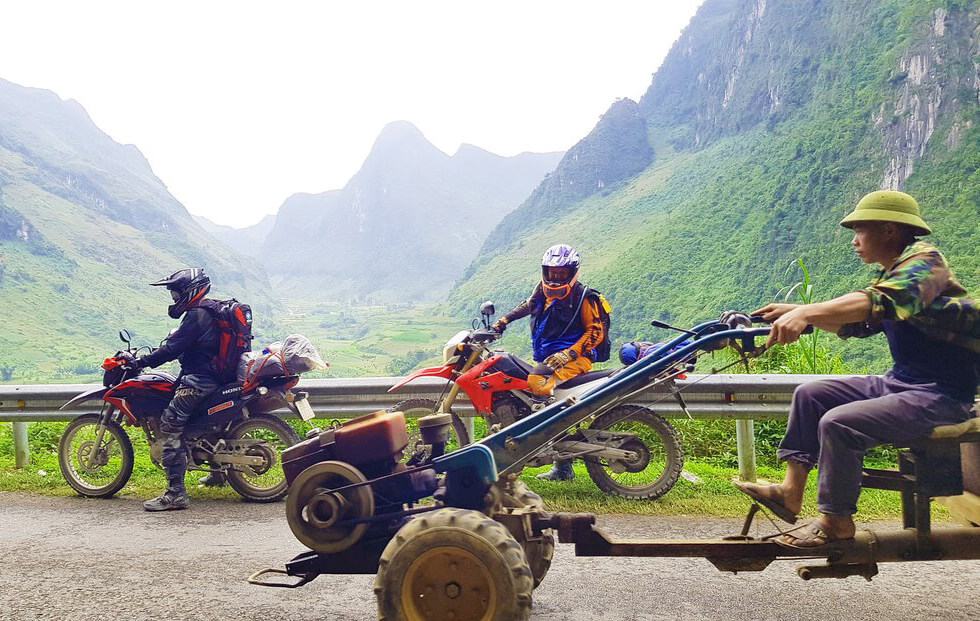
[146,451,190,511]
[198,471,227,487]
[143,488,190,511]
[535,460,575,481]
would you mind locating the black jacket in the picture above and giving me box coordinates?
[138,305,219,376]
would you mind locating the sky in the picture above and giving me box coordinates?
[0,1,703,227]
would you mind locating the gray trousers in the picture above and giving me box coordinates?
[777,374,974,516]
[160,374,219,492]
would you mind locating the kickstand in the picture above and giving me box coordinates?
[248,567,317,589]
[740,504,761,537]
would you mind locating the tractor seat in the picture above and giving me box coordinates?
[929,416,980,440]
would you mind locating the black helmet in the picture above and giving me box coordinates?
[151,268,211,319]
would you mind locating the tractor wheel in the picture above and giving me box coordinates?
[509,481,554,589]
[375,508,534,620]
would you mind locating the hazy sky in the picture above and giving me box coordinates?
[1,1,703,227]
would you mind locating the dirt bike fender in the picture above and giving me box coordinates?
[60,387,110,410]
[388,364,455,392]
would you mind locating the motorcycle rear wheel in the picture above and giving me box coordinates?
[224,414,300,502]
[58,413,134,498]
[583,404,684,500]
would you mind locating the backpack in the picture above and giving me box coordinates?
[592,291,613,363]
[563,288,613,363]
[199,299,253,382]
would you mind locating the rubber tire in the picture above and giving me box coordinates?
[389,398,472,448]
[224,414,300,502]
[511,481,555,589]
[58,413,134,498]
[583,405,684,500]
[375,508,534,620]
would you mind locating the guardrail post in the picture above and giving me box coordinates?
[13,422,29,468]
[463,416,475,444]
[735,419,756,482]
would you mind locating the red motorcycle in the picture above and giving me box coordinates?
[58,329,315,501]
[389,302,685,500]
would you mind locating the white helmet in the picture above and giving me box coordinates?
[541,244,580,300]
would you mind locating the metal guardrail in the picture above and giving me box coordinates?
[1,374,848,479]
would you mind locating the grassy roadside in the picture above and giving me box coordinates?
[0,422,926,520]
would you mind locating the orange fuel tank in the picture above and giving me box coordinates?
[334,409,410,464]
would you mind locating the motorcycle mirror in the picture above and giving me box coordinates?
[479,301,495,317]
[650,319,698,336]
[119,329,132,344]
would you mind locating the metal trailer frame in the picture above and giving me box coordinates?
[251,319,980,595]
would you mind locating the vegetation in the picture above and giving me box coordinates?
[450,0,979,377]
[0,421,915,520]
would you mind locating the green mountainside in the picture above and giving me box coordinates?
[450,0,980,371]
[0,79,275,380]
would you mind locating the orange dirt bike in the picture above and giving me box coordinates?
[388,302,686,499]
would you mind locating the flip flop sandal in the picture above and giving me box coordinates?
[775,521,854,550]
[733,481,798,524]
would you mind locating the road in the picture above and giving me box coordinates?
[1,492,978,620]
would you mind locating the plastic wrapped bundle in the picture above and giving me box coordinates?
[237,334,328,387]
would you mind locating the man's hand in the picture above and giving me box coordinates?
[491,318,508,334]
[764,305,811,347]
[119,352,142,371]
[544,349,577,371]
[752,303,800,321]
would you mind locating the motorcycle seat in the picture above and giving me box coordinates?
[492,354,535,380]
[199,382,245,411]
[557,368,619,389]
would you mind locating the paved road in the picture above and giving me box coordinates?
[1,492,979,620]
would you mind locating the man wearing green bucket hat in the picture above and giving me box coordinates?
[735,190,980,548]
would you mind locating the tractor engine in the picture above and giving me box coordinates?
[282,409,451,553]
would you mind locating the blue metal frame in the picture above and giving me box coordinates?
[432,320,772,486]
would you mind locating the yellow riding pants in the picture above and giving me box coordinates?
[527,357,593,396]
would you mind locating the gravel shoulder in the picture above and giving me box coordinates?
[2,491,979,620]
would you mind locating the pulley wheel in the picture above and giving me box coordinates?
[286,461,375,553]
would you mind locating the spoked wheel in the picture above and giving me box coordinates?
[286,461,375,553]
[389,399,472,459]
[58,413,134,498]
[375,508,533,621]
[224,414,300,502]
[583,404,684,500]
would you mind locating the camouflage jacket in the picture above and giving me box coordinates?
[838,241,980,353]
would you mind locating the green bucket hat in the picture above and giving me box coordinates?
[839,190,931,236]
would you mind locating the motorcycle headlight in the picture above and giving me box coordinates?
[442,330,470,364]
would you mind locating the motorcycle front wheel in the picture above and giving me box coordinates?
[583,405,684,500]
[224,414,300,502]
[58,413,135,498]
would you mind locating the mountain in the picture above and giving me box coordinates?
[450,0,980,371]
[194,214,276,257]
[261,121,563,302]
[0,78,275,380]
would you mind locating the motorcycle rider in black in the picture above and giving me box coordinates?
[133,268,221,512]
